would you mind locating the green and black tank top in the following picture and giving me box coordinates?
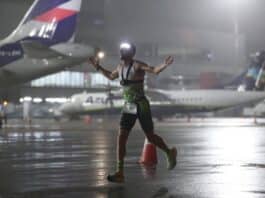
[118,61,145,102]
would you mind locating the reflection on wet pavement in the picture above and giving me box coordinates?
[0,118,265,198]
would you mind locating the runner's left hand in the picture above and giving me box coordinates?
[164,56,174,66]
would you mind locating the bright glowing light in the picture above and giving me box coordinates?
[45,97,68,103]
[33,98,43,103]
[3,101,8,106]
[23,96,32,102]
[97,51,105,59]
[120,42,131,50]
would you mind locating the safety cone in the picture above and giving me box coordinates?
[139,138,158,166]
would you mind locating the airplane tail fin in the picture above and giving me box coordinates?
[221,67,265,92]
[214,68,248,89]
[10,0,82,46]
[226,68,248,87]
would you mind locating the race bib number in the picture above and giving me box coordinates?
[123,102,137,114]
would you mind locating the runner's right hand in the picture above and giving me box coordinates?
[88,56,99,67]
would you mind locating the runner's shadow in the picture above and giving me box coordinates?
[99,185,126,198]
[151,186,169,198]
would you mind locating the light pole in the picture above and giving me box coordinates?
[233,3,239,68]
[224,0,247,68]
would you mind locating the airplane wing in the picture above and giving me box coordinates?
[20,41,67,59]
[145,89,174,102]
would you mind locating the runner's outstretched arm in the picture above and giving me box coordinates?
[138,56,174,75]
[88,57,119,80]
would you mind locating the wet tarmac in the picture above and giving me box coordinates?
[1,118,265,198]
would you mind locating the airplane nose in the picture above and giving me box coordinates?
[59,103,72,114]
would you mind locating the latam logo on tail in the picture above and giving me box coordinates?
[13,0,81,45]
[0,0,82,67]
[0,0,95,87]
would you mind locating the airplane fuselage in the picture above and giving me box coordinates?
[0,39,93,87]
[58,90,265,118]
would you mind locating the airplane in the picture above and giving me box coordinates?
[55,88,265,120]
[54,64,265,120]
[0,0,94,88]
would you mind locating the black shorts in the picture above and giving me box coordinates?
[120,97,154,133]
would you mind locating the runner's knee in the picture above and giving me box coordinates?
[119,129,130,140]
[146,133,156,143]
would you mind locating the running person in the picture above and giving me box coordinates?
[255,50,265,90]
[88,42,177,183]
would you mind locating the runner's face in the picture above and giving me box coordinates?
[120,51,134,62]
